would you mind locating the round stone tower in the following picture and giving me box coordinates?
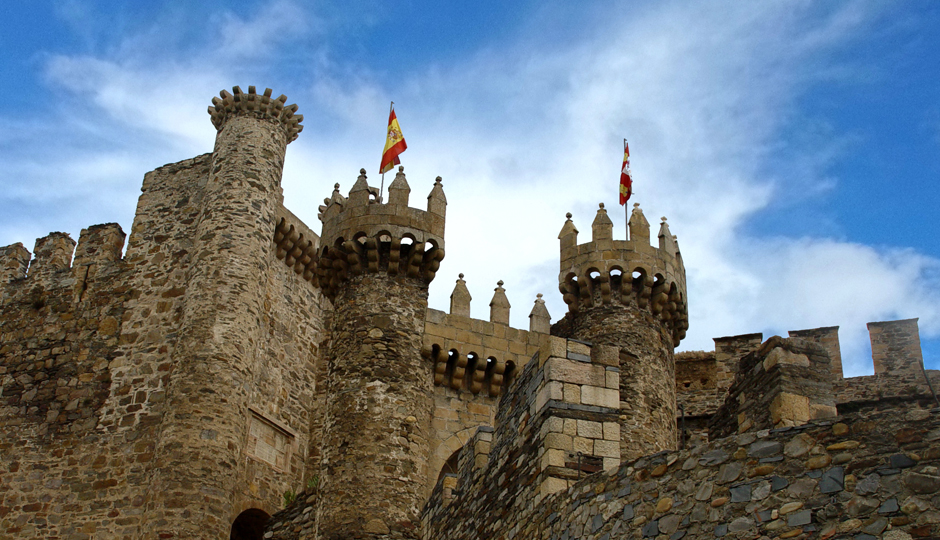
[143,87,303,538]
[315,166,446,539]
[556,202,688,459]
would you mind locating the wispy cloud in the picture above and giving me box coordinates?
[1,0,936,376]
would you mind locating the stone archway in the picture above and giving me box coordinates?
[230,508,270,540]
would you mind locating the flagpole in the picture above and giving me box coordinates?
[624,138,629,240]
[379,101,394,202]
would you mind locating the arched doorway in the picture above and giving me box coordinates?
[230,508,270,540]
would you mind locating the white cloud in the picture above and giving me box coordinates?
[2,0,936,378]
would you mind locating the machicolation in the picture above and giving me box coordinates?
[1,86,937,540]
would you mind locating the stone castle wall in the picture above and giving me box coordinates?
[1,141,327,538]
[426,405,940,540]
[423,333,940,540]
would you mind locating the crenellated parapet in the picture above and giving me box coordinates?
[558,202,688,345]
[0,243,31,284]
[313,167,446,300]
[207,86,304,144]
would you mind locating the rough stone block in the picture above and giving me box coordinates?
[580,386,619,408]
[563,383,581,404]
[770,392,811,427]
[544,433,573,451]
[603,421,620,441]
[594,439,619,458]
[535,381,564,412]
[606,369,619,390]
[591,344,619,367]
[540,476,568,496]
[763,348,810,371]
[577,420,603,439]
[544,357,607,387]
[539,335,568,366]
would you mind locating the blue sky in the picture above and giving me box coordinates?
[1,1,938,375]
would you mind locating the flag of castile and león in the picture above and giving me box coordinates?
[619,139,633,205]
[380,103,407,174]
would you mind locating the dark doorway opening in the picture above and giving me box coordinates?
[231,508,271,540]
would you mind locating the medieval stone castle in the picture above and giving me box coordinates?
[1,87,937,540]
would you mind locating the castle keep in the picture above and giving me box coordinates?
[1,87,937,540]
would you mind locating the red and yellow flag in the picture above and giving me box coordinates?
[380,103,407,174]
[619,139,632,205]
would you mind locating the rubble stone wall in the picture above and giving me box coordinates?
[709,337,837,440]
[425,396,940,540]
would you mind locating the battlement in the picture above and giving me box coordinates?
[315,167,446,299]
[1,224,126,294]
[558,202,688,345]
[207,86,303,143]
[0,243,30,284]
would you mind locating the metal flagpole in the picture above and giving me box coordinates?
[379,101,394,201]
[624,139,629,240]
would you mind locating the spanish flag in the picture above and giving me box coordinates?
[380,103,407,174]
[619,139,632,205]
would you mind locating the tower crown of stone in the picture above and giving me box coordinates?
[207,86,304,143]
[313,167,447,300]
[558,202,688,345]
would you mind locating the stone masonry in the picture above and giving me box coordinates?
[1,85,937,539]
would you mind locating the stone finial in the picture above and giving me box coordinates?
[388,165,411,206]
[0,243,31,284]
[449,273,472,317]
[207,86,303,143]
[348,169,371,206]
[558,212,579,252]
[658,216,678,256]
[592,202,613,242]
[528,293,551,334]
[318,183,346,222]
[628,203,650,243]
[427,176,447,217]
[489,280,511,325]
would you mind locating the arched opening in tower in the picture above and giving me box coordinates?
[230,508,271,540]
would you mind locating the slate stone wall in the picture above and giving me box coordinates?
[425,400,940,540]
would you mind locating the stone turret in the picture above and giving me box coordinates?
[555,202,688,460]
[316,167,446,539]
[144,86,302,539]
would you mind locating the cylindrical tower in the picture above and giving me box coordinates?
[555,202,688,460]
[143,86,303,538]
[315,167,446,539]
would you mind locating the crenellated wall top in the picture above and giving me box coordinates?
[312,167,447,299]
[207,86,304,143]
[319,167,446,249]
[557,202,689,345]
[559,203,685,294]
